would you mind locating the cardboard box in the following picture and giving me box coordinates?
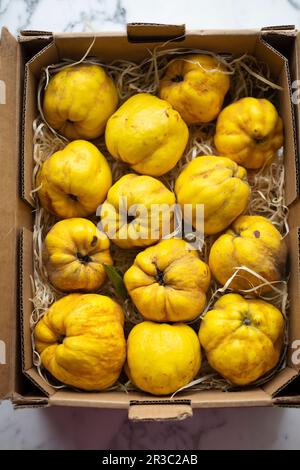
[1,23,300,420]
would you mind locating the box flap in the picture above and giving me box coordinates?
[128,400,192,421]
[263,367,299,397]
[127,23,185,42]
[0,28,20,401]
[48,388,272,410]
[24,368,54,397]
[11,392,49,409]
[18,30,54,62]
[19,30,53,38]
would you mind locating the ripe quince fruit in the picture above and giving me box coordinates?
[209,215,287,292]
[175,155,250,235]
[105,93,189,176]
[43,218,112,292]
[100,174,176,249]
[124,239,211,322]
[34,293,126,390]
[37,140,112,218]
[43,64,118,140]
[159,54,230,125]
[126,321,201,395]
[214,97,283,169]
[199,293,284,385]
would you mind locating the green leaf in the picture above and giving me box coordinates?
[103,264,128,300]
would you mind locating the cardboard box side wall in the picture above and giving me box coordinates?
[1,25,300,414]
[0,28,20,401]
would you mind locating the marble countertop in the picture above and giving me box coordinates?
[1,0,300,450]
[1,0,300,33]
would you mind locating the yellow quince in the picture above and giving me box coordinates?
[124,239,211,322]
[105,93,189,176]
[37,140,112,218]
[100,174,175,249]
[160,54,230,124]
[43,218,112,292]
[214,97,283,169]
[34,293,126,391]
[175,156,250,235]
[43,64,118,140]
[126,321,201,395]
[199,293,284,385]
[209,215,287,292]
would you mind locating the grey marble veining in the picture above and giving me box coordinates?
[2,0,300,34]
[0,0,128,33]
[62,0,126,33]
[1,0,300,451]
[288,0,300,10]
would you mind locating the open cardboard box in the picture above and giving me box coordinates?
[1,23,300,420]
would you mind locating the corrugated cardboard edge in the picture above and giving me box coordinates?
[274,395,300,406]
[127,23,185,42]
[0,27,20,401]
[19,30,53,38]
[261,25,296,33]
[11,392,49,409]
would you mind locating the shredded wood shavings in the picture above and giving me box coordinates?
[31,39,288,395]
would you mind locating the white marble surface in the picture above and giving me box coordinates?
[1,0,300,450]
[0,0,300,33]
[1,400,300,450]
